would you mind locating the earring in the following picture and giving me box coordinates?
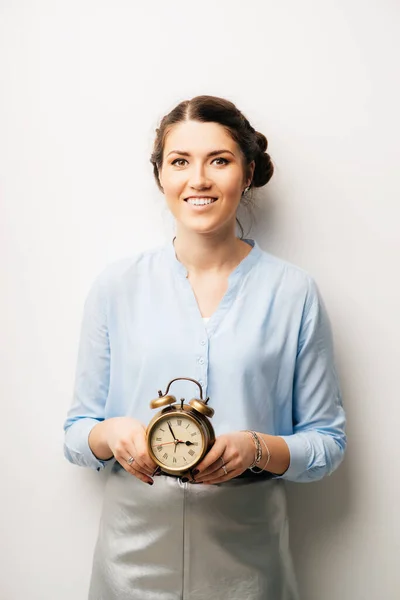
[243,186,250,195]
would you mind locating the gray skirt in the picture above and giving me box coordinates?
[89,464,299,600]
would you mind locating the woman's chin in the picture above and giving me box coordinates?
[177,220,229,237]
[175,212,236,237]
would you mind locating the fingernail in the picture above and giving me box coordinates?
[147,481,154,485]
[192,469,200,476]
[181,477,189,483]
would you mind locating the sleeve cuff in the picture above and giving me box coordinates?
[64,418,115,472]
[275,433,312,481]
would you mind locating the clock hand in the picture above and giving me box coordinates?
[168,421,178,441]
[152,441,183,448]
[185,441,195,446]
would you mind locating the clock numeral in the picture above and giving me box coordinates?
[156,437,162,441]
[157,445,162,452]
[160,428,165,432]
[177,419,182,426]
[183,457,187,462]
[163,453,168,460]
[186,424,190,429]
[188,449,195,457]
[191,432,197,437]
[173,457,177,464]
[193,442,199,446]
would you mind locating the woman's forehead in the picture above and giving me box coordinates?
[164,120,238,154]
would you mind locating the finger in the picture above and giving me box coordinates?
[114,445,154,480]
[118,453,154,484]
[127,452,155,478]
[111,437,155,477]
[197,456,228,478]
[133,436,158,473]
[126,462,154,485]
[196,461,237,484]
[123,450,153,483]
[195,440,227,475]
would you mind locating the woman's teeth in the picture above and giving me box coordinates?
[186,198,217,206]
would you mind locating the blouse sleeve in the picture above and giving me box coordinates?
[63,269,113,471]
[277,276,347,482]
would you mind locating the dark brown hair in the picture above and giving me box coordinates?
[150,95,274,236]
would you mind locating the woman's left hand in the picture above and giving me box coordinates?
[191,431,255,484]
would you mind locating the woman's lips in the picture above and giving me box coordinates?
[184,197,218,206]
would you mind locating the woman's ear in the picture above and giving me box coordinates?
[247,160,255,187]
[157,166,164,193]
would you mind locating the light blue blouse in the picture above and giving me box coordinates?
[63,238,346,482]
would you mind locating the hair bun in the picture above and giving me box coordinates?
[255,131,268,153]
[252,131,273,187]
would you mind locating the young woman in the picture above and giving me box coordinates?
[64,95,346,599]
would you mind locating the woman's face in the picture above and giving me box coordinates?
[158,120,254,236]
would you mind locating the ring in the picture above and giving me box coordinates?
[219,457,228,475]
[127,456,134,466]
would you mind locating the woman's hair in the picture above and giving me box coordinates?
[150,95,274,236]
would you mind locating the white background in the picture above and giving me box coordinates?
[1,1,399,598]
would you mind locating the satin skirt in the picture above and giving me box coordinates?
[88,464,299,600]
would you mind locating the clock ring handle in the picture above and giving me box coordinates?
[160,377,207,402]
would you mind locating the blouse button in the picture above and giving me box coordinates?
[200,340,206,346]
[199,358,205,365]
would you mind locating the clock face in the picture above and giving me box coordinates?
[149,413,204,470]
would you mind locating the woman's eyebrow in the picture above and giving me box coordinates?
[166,149,235,158]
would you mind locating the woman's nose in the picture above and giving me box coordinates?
[188,164,212,189]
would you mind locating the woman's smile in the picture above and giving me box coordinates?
[184,196,218,208]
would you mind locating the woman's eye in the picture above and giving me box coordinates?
[170,157,229,167]
[171,158,187,167]
[212,157,229,166]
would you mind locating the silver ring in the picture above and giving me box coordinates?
[127,456,134,466]
[220,457,227,475]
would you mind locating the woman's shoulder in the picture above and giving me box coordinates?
[255,243,316,292]
[253,247,324,321]
[88,244,167,294]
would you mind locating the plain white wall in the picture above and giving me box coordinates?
[1,1,399,598]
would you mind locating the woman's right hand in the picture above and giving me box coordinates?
[89,417,158,485]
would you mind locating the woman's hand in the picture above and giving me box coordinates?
[90,417,158,484]
[192,431,255,484]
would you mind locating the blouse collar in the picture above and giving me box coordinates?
[164,237,262,280]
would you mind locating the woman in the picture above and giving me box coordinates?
[64,95,346,599]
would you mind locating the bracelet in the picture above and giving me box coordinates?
[256,435,271,472]
[243,430,262,469]
[243,431,272,474]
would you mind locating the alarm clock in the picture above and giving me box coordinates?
[146,377,215,476]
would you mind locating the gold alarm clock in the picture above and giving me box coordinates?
[146,377,215,476]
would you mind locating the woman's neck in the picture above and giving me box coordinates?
[172,228,251,276]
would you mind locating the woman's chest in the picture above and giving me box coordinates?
[187,273,229,318]
[108,278,299,385]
